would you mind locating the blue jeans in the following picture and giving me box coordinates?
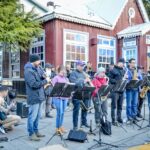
[27,103,41,136]
[53,98,68,128]
[72,99,89,128]
[147,91,150,108]
[126,89,138,119]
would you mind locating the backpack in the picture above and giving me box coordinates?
[101,115,111,135]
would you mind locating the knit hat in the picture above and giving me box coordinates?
[45,63,53,69]
[96,67,106,75]
[29,54,40,63]
[118,58,125,64]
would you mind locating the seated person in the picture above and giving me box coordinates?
[0,86,21,131]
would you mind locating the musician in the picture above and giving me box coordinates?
[147,68,150,111]
[108,58,126,126]
[126,58,142,123]
[84,61,95,79]
[137,66,145,118]
[69,60,91,130]
[44,63,53,118]
[52,65,69,134]
[92,67,108,127]
[24,54,50,141]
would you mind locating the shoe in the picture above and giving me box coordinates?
[29,134,40,141]
[35,132,45,138]
[56,128,63,135]
[112,121,118,126]
[73,127,78,131]
[133,116,140,122]
[0,126,5,134]
[137,113,143,118]
[81,124,90,128]
[60,127,67,133]
[126,118,133,124]
[117,118,123,124]
[46,113,53,118]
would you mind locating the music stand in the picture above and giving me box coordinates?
[46,83,75,147]
[88,85,118,150]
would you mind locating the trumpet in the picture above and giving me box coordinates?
[83,71,94,87]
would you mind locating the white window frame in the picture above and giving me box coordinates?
[63,29,89,69]
[30,31,45,67]
[122,38,138,64]
[0,44,3,80]
[10,50,20,79]
[97,35,116,69]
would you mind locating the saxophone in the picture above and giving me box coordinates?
[140,86,150,98]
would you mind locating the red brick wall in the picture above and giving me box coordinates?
[43,20,56,66]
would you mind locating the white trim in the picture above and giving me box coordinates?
[97,35,117,69]
[136,0,149,23]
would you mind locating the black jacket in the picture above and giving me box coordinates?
[24,63,47,105]
[108,65,125,85]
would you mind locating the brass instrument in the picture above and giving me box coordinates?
[38,66,53,88]
[132,68,139,80]
[140,86,150,98]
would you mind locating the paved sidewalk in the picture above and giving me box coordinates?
[1,99,150,150]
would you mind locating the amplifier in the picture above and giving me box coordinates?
[16,102,29,118]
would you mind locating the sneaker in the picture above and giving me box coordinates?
[29,134,40,141]
[133,116,140,122]
[56,128,63,135]
[81,124,90,128]
[0,126,5,134]
[46,113,53,118]
[112,121,118,126]
[35,132,45,138]
[117,118,123,124]
[137,113,143,118]
[60,127,67,133]
[73,127,78,131]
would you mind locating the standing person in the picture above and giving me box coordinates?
[52,65,69,134]
[45,63,53,118]
[147,68,150,111]
[69,60,92,130]
[51,65,57,78]
[92,67,108,127]
[106,61,114,77]
[109,58,126,126]
[137,66,145,118]
[66,64,72,79]
[84,61,95,79]
[24,54,50,141]
[126,58,143,123]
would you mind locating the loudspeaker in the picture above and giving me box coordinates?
[67,130,87,143]
[16,102,29,118]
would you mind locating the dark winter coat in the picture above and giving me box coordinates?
[24,63,47,105]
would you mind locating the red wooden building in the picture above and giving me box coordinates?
[1,0,150,95]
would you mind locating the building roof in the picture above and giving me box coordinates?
[117,22,150,38]
[87,0,149,29]
[26,0,149,30]
[40,6,112,29]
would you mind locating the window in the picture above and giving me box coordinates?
[10,51,20,78]
[97,35,116,69]
[0,45,3,80]
[64,29,89,69]
[122,38,137,63]
[30,32,45,67]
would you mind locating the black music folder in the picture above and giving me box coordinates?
[50,82,75,97]
[113,80,128,93]
[126,80,143,89]
[98,85,113,97]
